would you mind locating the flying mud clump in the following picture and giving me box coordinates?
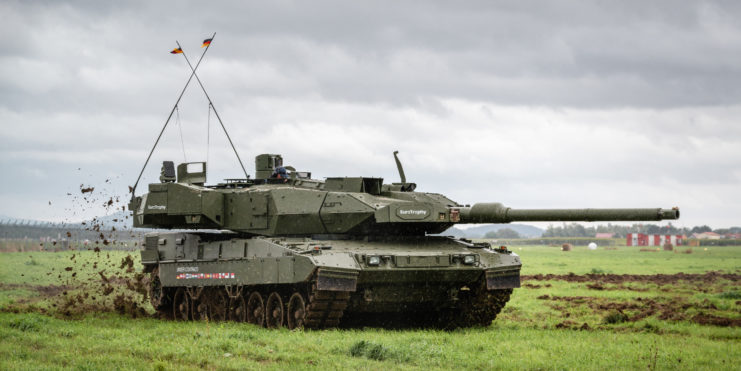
[22,178,153,318]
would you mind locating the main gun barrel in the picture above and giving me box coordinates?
[458,203,679,224]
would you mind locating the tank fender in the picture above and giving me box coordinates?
[309,253,360,292]
[485,268,521,289]
[482,250,521,290]
[315,268,359,292]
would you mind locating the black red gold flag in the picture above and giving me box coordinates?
[202,38,213,48]
[170,47,183,54]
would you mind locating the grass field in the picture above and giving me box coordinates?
[1,244,739,370]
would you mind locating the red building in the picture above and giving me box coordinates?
[627,233,684,246]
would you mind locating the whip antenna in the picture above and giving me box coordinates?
[177,36,249,180]
[206,103,212,165]
[175,105,187,162]
[130,33,215,201]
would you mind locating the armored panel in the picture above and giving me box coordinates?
[395,255,450,268]
[167,184,202,215]
[278,257,294,283]
[175,244,185,259]
[270,188,326,235]
[220,240,246,259]
[144,190,168,214]
[145,236,159,250]
[183,239,198,259]
[261,258,278,283]
[200,190,224,225]
[320,193,374,233]
[325,178,363,192]
[246,259,261,282]
[202,242,220,260]
[140,249,159,263]
[250,193,270,229]
[224,191,271,230]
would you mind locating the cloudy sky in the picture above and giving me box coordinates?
[1,1,740,228]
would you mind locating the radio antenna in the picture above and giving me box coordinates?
[177,36,249,180]
[130,33,215,200]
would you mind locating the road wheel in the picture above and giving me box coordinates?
[246,292,265,326]
[193,297,209,321]
[172,288,191,321]
[209,289,228,322]
[287,292,306,330]
[229,293,247,322]
[265,292,284,329]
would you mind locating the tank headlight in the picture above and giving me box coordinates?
[463,255,476,265]
[367,256,381,266]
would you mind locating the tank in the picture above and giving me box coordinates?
[130,153,679,329]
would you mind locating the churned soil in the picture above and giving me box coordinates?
[522,271,740,286]
[536,294,741,327]
[522,272,741,328]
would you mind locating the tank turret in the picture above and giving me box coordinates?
[129,154,678,237]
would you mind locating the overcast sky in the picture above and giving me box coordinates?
[1,1,740,229]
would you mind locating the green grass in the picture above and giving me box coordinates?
[0,245,740,370]
[1,313,737,370]
[513,244,740,275]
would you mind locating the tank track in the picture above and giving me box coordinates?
[339,278,512,329]
[443,279,512,329]
[148,270,351,329]
[148,271,509,329]
[454,287,512,328]
[304,283,350,329]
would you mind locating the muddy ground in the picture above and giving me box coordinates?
[522,271,740,286]
[521,272,741,329]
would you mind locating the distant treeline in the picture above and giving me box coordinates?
[540,223,741,238]
[692,239,741,246]
[0,220,146,242]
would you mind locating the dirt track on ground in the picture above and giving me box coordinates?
[522,272,741,328]
[536,293,741,327]
[522,271,740,285]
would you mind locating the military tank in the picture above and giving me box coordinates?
[130,153,679,329]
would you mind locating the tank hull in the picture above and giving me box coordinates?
[142,232,520,328]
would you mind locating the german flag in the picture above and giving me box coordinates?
[202,38,213,48]
[170,47,183,54]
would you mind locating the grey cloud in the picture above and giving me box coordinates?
[3,1,741,112]
[1,1,740,227]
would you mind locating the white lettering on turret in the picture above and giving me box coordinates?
[399,210,428,216]
[148,205,166,210]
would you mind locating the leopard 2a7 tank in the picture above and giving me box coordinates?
[130,153,680,329]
